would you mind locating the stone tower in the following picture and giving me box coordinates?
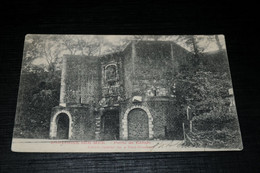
[49,41,190,140]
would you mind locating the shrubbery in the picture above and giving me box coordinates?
[13,66,60,139]
[187,112,242,149]
[177,52,242,149]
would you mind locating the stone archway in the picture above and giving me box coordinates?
[128,108,149,140]
[50,110,73,139]
[122,105,153,140]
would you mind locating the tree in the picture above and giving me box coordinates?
[14,35,115,138]
[22,35,44,72]
[14,64,61,138]
[61,35,102,56]
[133,35,162,41]
[214,35,223,51]
[14,35,62,138]
[171,36,239,148]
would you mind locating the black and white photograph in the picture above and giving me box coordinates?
[11,35,243,152]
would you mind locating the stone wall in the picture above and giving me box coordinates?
[122,45,134,99]
[65,55,101,105]
[53,41,189,141]
[146,99,169,139]
[123,41,190,99]
[50,106,95,140]
[135,41,173,81]
[119,97,181,140]
[118,41,189,140]
[99,52,125,107]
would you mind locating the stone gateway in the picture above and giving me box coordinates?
[49,40,190,140]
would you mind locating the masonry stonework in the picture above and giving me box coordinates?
[49,41,190,140]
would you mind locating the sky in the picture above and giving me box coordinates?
[100,35,226,52]
[29,35,226,66]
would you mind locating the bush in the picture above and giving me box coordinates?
[184,112,242,149]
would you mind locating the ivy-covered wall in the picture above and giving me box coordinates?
[123,41,190,99]
[65,55,101,105]
[54,41,190,140]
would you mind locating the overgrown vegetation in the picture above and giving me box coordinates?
[177,50,242,149]
[13,35,128,138]
[13,35,241,148]
[14,66,60,138]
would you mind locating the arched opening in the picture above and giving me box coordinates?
[127,108,149,140]
[56,113,70,139]
[122,105,154,140]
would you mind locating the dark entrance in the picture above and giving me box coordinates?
[56,113,69,139]
[101,110,119,140]
[128,108,149,140]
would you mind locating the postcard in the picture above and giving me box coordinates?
[12,35,243,152]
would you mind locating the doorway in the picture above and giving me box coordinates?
[101,110,119,140]
[128,108,149,140]
[56,113,70,139]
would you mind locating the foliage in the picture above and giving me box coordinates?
[175,51,241,148]
[14,35,235,142]
[14,64,61,138]
[14,35,118,138]
[185,109,242,149]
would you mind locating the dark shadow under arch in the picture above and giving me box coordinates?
[56,113,70,139]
